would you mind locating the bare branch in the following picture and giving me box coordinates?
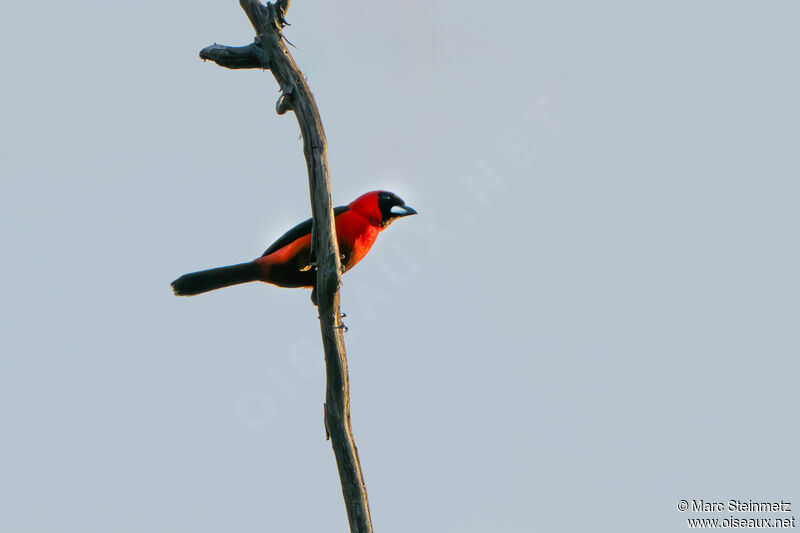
[275,0,291,26]
[200,2,373,532]
[199,43,263,69]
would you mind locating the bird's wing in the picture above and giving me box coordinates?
[261,205,349,257]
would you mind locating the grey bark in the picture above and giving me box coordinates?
[199,2,373,532]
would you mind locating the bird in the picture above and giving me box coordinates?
[171,190,417,299]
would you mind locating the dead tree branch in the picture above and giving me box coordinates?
[200,1,373,531]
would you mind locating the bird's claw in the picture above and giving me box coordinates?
[336,311,349,332]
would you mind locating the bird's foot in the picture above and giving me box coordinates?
[336,311,349,332]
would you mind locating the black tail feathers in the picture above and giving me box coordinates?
[171,262,260,296]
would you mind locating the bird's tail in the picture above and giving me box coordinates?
[171,262,261,296]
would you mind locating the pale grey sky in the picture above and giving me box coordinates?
[2,1,798,532]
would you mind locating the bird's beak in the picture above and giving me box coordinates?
[390,204,418,218]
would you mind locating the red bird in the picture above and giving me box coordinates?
[171,190,417,297]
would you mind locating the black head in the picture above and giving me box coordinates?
[376,191,417,227]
